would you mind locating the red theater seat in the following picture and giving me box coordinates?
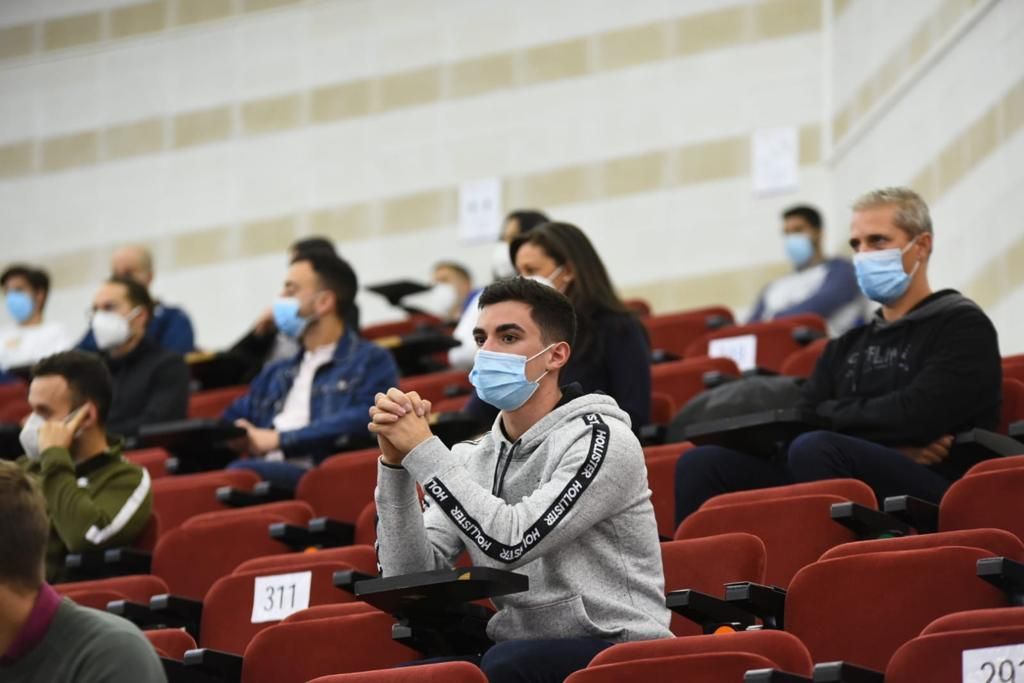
[651,357,740,410]
[644,444,692,538]
[152,469,261,532]
[567,651,778,682]
[234,544,378,577]
[296,449,381,524]
[939,469,1024,543]
[308,661,487,683]
[189,385,249,419]
[887,625,1024,683]
[643,306,734,359]
[124,448,171,479]
[56,574,170,605]
[144,628,197,660]
[685,315,827,373]
[779,337,829,378]
[399,369,472,404]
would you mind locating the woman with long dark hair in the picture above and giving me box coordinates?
[508,221,651,429]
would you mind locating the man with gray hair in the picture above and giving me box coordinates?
[77,244,195,354]
[675,187,1002,521]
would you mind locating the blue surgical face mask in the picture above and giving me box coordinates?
[272,297,312,339]
[6,290,34,324]
[470,344,555,411]
[784,234,815,268]
[853,236,920,305]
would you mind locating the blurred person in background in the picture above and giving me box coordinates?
[0,265,71,379]
[78,245,195,354]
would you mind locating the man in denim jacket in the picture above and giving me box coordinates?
[223,252,398,489]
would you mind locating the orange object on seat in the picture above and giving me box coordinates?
[661,534,766,636]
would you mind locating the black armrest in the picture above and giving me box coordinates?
[269,517,354,550]
[65,547,152,578]
[639,424,666,446]
[703,370,738,389]
[146,594,204,638]
[830,502,911,539]
[793,326,826,345]
[665,589,757,633]
[724,582,787,629]
[812,661,885,682]
[1009,420,1023,441]
[107,599,162,627]
[651,349,682,364]
[182,648,243,683]
[977,556,1024,605]
[882,495,939,533]
[745,669,813,683]
[953,429,1024,457]
[216,481,294,507]
[333,569,378,593]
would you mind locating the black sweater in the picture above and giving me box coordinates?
[105,337,190,436]
[799,290,1001,471]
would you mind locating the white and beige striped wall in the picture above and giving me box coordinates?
[1,0,1021,353]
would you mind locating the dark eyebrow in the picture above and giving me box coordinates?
[495,324,526,334]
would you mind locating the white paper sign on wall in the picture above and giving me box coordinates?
[962,643,1024,683]
[708,334,758,372]
[751,127,799,196]
[251,571,312,624]
[459,178,503,244]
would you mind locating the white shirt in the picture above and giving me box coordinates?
[447,290,482,370]
[0,321,72,370]
[265,342,336,461]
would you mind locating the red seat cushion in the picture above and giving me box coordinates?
[887,626,1024,683]
[567,651,778,682]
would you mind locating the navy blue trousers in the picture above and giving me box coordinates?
[674,430,953,524]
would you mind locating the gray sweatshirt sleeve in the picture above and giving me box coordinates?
[375,459,466,576]
[400,415,646,569]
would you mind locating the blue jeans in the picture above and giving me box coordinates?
[226,458,309,491]
[674,430,953,524]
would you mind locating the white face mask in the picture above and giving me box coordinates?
[19,412,44,462]
[92,307,139,351]
[527,266,563,291]
[491,243,517,280]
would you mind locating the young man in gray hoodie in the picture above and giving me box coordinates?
[369,278,672,683]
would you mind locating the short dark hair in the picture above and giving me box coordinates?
[782,205,823,230]
[32,351,114,425]
[434,261,472,283]
[291,236,337,258]
[291,251,358,320]
[478,278,576,348]
[0,461,49,591]
[506,210,550,236]
[1,264,51,310]
[107,276,155,320]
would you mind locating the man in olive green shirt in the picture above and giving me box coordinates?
[16,351,153,581]
[0,460,166,682]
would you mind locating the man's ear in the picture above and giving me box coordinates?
[547,341,572,371]
[917,232,933,260]
[315,290,336,317]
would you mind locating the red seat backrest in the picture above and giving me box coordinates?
[182,500,314,529]
[648,392,675,426]
[354,502,377,547]
[702,479,877,510]
[566,651,779,682]
[151,469,261,532]
[589,629,813,675]
[940,469,1024,543]
[62,588,128,610]
[1000,378,1024,433]
[241,612,420,683]
[966,454,1024,477]
[0,381,30,424]
[642,307,735,358]
[644,447,692,539]
[151,513,292,599]
[360,315,442,341]
[399,370,472,404]
[189,385,249,420]
[124,448,171,479]
[297,450,381,523]
[55,574,170,604]
[284,602,380,624]
[661,534,767,636]
[1004,364,1024,383]
[685,315,828,373]
[201,561,359,654]
[787,546,1008,671]
[676,494,863,588]
[820,528,1024,563]
[307,661,487,683]
[887,626,1024,683]
[622,299,652,317]
[922,607,1024,635]
[234,544,378,578]
[650,357,741,410]
[144,628,197,661]
[779,338,829,378]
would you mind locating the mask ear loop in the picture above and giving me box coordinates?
[525,343,558,383]
[901,235,922,279]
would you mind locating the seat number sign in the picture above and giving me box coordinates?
[708,334,758,372]
[963,643,1024,683]
[251,571,312,623]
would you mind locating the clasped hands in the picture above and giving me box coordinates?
[368,388,434,466]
